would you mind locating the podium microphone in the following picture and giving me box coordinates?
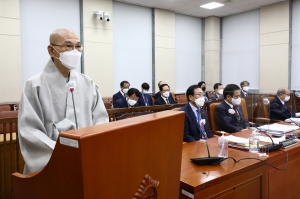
[190,138,226,165]
[66,81,78,129]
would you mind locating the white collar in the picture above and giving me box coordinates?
[225,100,234,108]
[189,102,199,113]
[242,90,247,95]
[279,97,285,105]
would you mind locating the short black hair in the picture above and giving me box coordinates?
[186,85,200,102]
[141,82,150,90]
[127,88,141,98]
[223,84,240,99]
[213,83,222,90]
[198,81,206,88]
[240,80,250,87]
[159,84,170,91]
[120,81,130,87]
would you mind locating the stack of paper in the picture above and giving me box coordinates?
[257,123,299,133]
[284,118,300,124]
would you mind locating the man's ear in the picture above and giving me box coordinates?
[47,45,56,58]
[188,95,193,101]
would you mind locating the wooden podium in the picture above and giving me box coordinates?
[12,111,185,199]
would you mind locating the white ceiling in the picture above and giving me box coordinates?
[115,0,287,18]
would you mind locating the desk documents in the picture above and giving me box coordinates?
[257,123,299,133]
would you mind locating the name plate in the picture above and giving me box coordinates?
[60,137,79,148]
[182,189,194,199]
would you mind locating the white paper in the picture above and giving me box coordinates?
[257,123,299,133]
[258,135,285,144]
[225,135,249,144]
[284,118,300,124]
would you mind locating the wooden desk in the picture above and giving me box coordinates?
[180,130,300,199]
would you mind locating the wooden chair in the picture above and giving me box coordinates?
[0,117,24,199]
[0,111,18,134]
[106,105,171,122]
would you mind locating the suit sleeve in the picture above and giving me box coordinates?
[215,106,243,133]
[114,100,122,108]
[201,111,214,138]
[149,95,153,106]
[183,115,197,142]
[154,100,161,105]
[112,94,117,107]
[270,101,295,120]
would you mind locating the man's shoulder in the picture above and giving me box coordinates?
[179,104,189,111]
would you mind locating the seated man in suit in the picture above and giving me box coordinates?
[112,80,130,107]
[215,84,249,133]
[240,80,250,97]
[154,84,176,105]
[114,88,140,108]
[180,85,214,142]
[138,82,153,106]
[210,83,224,100]
[154,81,165,100]
[198,81,208,101]
[270,87,300,120]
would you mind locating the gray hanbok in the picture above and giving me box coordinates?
[18,59,108,174]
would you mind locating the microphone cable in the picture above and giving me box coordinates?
[222,149,288,170]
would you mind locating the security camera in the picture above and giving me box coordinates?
[94,11,104,21]
[104,12,110,22]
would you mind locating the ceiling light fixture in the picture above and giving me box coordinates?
[200,2,224,9]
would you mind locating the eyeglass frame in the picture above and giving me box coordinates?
[50,43,84,52]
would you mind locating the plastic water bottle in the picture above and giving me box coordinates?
[249,131,259,153]
[218,131,228,158]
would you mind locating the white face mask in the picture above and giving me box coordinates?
[195,97,205,108]
[127,99,137,106]
[163,91,170,98]
[243,86,250,92]
[284,95,290,102]
[218,89,224,95]
[142,90,148,94]
[123,88,129,94]
[52,47,81,70]
[232,97,241,106]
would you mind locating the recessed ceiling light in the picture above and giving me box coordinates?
[200,2,224,9]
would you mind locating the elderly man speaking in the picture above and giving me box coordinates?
[18,28,108,174]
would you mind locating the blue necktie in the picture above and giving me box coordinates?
[196,109,207,139]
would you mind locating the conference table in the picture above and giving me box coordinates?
[179,128,300,199]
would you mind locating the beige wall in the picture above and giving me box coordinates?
[260,1,290,93]
[154,9,176,93]
[82,0,114,98]
[204,17,221,91]
[0,0,22,103]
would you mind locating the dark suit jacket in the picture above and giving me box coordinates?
[180,104,214,142]
[240,91,249,98]
[270,96,295,120]
[154,92,161,100]
[138,93,153,106]
[114,97,139,109]
[215,101,249,133]
[154,95,176,105]
[113,91,125,107]
[210,93,223,100]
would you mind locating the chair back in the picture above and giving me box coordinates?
[260,96,275,118]
[207,101,221,132]
[240,98,248,120]
[0,117,24,199]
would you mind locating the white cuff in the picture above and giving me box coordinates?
[296,113,300,117]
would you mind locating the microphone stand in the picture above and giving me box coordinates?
[190,137,226,165]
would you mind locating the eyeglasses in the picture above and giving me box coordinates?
[51,43,84,52]
[194,93,204,97]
